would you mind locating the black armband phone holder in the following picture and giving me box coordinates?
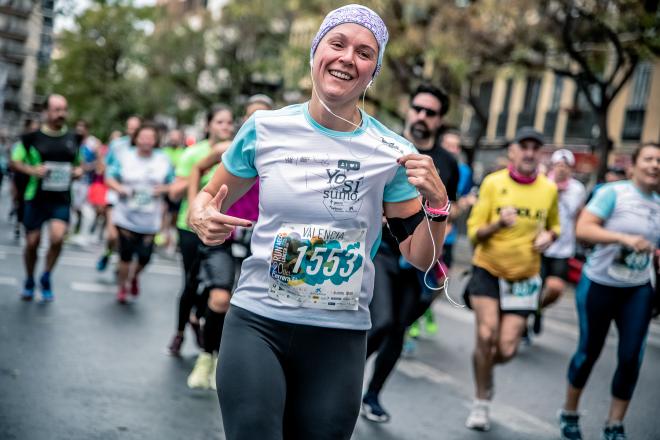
[386,210,425,244]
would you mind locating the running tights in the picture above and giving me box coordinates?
[176,229,202,332]
[202,309,225,354]
[217,305,366,440]
[568,276,654,400]
[366,251,428,395]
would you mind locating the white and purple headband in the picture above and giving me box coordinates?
[310,4,389,78]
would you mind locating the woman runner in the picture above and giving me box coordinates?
[190,5,449,439]
[558,143,659,440]
[105,122,173,303]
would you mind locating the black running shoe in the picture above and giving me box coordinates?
[361,393,390,423]
[558,410,582,440]
[602,423,626,440]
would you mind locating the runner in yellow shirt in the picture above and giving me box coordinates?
[464,127,560,431]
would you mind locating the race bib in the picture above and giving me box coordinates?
[607,247,651,284]
[499,274,542,311]
[42,161,72,191]
[268,223,366,310]
[127,187,156,213]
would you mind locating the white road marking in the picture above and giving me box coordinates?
[0,276,18,286]
[70,282,115,293]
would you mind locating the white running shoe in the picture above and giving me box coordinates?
[465,400,491,431]
[187,352,214,389]
[209,356,218,391]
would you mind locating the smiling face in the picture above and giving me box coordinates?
[632,145,660,191]
[311,23,378,107]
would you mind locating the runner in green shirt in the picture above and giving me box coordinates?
[166,105,235,356]
[10,95,83,302]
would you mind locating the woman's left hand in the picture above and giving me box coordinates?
[397,153,448,207]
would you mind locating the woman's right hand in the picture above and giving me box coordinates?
[189,184,252,246]
[619,234,654,253]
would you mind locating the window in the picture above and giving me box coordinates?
[622,63,652,140]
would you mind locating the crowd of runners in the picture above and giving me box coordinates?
[1,4,659,440]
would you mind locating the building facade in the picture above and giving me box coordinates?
[461,60,660,156]
[0,0,54,140]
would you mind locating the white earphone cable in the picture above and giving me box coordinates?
[309,63,463,307]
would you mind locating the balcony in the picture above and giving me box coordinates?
[0,38,26,63]
[0,15,29,41]
[0,0,33,18]
[621,109,644,141]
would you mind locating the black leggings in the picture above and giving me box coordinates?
[176,229,204,332]
[217,305,367,440]
[365,251,429,395]
[568,276,654,400]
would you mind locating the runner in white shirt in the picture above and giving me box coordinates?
[188,5,450,440]
[105,122,173,303]
[536,149,586,334]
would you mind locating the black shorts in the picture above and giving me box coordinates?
[198,243,235,292]
[463,265,532,317]
[23,200,71,232]
[117,226,155,265]
[541,255,569,281]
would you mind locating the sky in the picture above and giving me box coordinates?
[55,0,228,32]
[55,0,157,32]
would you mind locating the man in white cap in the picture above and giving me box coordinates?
[535,149,586,334]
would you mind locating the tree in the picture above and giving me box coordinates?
[534,0,660,179]
[42,1,155,140]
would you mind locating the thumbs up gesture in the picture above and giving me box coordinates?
[188,184,253,246]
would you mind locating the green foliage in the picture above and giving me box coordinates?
[42,2,157,140]
[41,0,657,154]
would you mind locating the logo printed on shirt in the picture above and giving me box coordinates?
[303,159,366,220]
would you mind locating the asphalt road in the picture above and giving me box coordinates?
[1,188,659,440]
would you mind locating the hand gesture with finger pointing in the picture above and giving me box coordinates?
[188,184,252,246]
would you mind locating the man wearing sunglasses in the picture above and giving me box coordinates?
[362,84,459,423]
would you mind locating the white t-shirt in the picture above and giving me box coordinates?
[545,178,586,259]
[222,103,419,330]
[109,148,174,234]
[583,181,660,287]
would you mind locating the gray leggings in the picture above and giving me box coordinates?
[217,305,367,440]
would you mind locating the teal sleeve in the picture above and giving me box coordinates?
[165,166,175,183]
[586,184,617,220]
[222,116,258,178]
[108,160,121,181]
[383,164,418,203]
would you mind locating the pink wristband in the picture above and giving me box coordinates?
[424,199,450,216]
